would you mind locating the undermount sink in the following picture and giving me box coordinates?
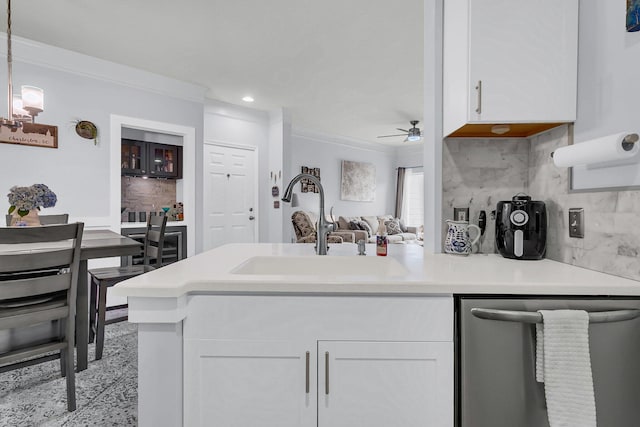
[231,255,409,277]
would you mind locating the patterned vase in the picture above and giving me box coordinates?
[444,220,481,255]
[10,209,41,227]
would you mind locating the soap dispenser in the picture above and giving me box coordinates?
[376,219,388,256]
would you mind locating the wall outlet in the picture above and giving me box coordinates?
[569,208,584,238]
[453,207,470,222]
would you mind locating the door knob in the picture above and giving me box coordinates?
[249,216,255,220]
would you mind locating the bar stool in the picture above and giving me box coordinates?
[88,215,167,360]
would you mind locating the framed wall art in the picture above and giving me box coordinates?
[340,160,376,202]
[628,0,640,32]
[300,166,320,193]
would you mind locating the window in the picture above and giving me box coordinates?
[401,168,424,228]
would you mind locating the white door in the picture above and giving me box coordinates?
[183,340,314,427]
[318,341,453,427]
[203,144,257,251]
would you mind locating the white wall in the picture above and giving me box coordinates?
[203,100,271,242]
[0,36,205,234]
[287,129,396,243]
[424,0,444,253]
[267,109,286,243]
[395,144,424,169]
[571,1,640,190]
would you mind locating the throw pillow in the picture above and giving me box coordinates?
[349,220,361,231]
[398,218,408,232]
[356,220,372,237]
[385,218,402,235]
[362,216,379,234]
[337,216,350,230]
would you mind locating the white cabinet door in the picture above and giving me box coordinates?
[317,341,453,427]
[443,0,578,136]
[468,0,578,123]
[183,340,315,427]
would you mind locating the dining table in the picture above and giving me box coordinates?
[0,228,142,372]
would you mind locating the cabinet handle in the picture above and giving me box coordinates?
[305,351,310,394]
[475,80,482,114]
[471,308,640,324]
[325,351,329,395]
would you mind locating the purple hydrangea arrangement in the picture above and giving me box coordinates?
[7,184,57,217]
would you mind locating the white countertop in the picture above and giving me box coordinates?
[112,243,640,298]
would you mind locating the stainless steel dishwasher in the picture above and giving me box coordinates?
[457,296,640,427]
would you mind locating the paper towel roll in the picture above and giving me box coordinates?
[552,132,639,167]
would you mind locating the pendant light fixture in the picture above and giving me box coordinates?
[1,0,44,128]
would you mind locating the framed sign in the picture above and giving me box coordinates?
[0,123,58,149]
[300,166,320,193]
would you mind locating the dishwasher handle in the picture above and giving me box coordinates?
[470,308,640,324]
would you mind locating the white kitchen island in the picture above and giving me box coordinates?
[112,243,640,427]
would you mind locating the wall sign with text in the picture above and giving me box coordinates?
[0,123,58,149]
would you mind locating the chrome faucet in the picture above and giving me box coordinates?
[282,173,336,255]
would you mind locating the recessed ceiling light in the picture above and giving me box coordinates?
[242,96,254,103]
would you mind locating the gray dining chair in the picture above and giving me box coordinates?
[0,222,84,412]
[88,215,167,360]
[5,213,69,226]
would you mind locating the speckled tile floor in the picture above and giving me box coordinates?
[0,322,138,426]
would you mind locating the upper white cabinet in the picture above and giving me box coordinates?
[443,0,579,138]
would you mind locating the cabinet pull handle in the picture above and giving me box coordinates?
[471,308,640,324]
[305,351,310,394]
[475,80,482,114]
[325,351,330,395]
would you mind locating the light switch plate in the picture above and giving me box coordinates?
[453,207,469,222]
[569,208,584,238]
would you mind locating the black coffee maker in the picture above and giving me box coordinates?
[495,194,547,260]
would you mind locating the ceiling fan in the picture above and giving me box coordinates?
[377,120,422,142]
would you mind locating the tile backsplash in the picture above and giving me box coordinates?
[529,126,640,281]
[442,138,529,254]
[443,125,640,281]
[121,176,177,221]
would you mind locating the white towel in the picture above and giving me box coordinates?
[535,309,597,427]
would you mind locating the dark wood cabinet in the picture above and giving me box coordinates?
[121,139,182,179]
[148,143,181,178]
[121,139,148,175]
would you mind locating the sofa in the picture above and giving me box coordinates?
[336,214,419,244]
[291,211,356,244]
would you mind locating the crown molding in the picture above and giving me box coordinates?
[0,34,207,104]
[292,127,398,154]
[204,99,269,124]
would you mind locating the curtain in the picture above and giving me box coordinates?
[395,167,406,219]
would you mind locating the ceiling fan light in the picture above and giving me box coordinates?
[407,134,421,142]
